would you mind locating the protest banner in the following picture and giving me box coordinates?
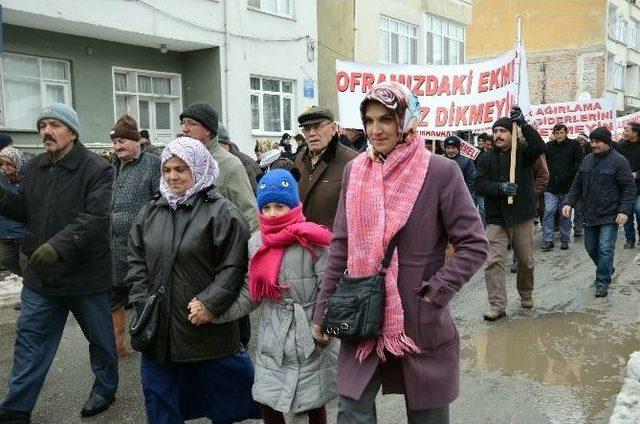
[529,98,616,138]
[615,110,640,139]
[459,139,481,160]
[336,45,530,133]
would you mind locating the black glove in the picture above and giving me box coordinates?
[510,106,526,126]
[499,182,518,197]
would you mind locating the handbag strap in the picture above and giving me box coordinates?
[379,228,404,273]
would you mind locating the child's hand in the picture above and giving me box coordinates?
[312,324,331,345]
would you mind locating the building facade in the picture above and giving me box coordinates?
[467,0,640,114]
[317,0,473,119]
[0,0,318,154]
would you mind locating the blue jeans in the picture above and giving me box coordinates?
[584,224,618,287]
[623,195,640,243]
[542,192,572,243]
[1,286,118,412]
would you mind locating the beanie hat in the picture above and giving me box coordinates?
[589,127,613,144]
[110,115,140,141]
[257,169,300,210]
[443,136,461,149]
[179,102,218,135]
[217,122,230,142]
[37,103,80,136]
[0,133,13,150]
[492,117,512,132]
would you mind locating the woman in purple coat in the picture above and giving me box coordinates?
[312,82,489,423]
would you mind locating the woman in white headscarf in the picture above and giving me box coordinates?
[126,137,260,423]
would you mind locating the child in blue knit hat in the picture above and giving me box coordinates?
[211,168,339,423]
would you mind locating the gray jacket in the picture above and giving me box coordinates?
[211,232,338,413]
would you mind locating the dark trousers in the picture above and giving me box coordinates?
[1,286,118,412]
[584,224,618,287]
[337,369,450,424]
[622,195,640,243]
[0,239,22,276]
[260,404,326,424]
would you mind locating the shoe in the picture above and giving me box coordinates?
[0,408,30,423]
[510,263,517,273]
[595,285,608,298]
[542,241,554,251]
[624,241,635,249]
[80,393,115,417]
[483,309,506,321]
[560,241,569,250]
[521,299,534,308]
[574,231,582,238]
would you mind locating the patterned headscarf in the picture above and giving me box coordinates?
[160,137,219,210]
[0,146,26,175]
[359,81,423,152]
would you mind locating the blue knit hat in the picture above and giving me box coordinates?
[257,169,300,210]
[37,103,80,136]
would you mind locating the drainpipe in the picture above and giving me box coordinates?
[223,0,230,129]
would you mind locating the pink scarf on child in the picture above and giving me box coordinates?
[249,205,332,301]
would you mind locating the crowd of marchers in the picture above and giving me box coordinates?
[0,79,637,424]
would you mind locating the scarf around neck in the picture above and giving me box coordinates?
[249,205,332,301]
[346,132,431,362]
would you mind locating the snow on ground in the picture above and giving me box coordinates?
[610,351,640,424]
[0,273,22,308]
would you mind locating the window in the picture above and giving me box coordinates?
[248,0,292,17]
[614,62,625,90]
[609,4,618,40]
[616,16,627,43]
[112,67,181,145]
[250,76,295,134]
[379,16,418,64]
[425,14,465,65]
[0,53,72,129]
[630,19,639,49]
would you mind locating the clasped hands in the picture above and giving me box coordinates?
[187,297,213,326]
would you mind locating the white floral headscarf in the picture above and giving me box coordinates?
[160,137,219,210]
[0,146,26,174]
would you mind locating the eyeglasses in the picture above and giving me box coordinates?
[301,121,332,134]
[180,120,202,128]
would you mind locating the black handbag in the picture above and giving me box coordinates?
[322,230,402,342]
[128,199,203,352]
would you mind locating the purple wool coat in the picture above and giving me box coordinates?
[312,154,489,410]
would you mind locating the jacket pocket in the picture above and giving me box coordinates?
[415,298,456,351]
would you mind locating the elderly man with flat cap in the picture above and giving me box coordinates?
[293,106,358,228]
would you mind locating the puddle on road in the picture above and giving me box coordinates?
[461,312,639,421]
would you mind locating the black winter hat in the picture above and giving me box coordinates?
[492,117,512,131]
[443,136,461,149]
[589,126,613,145]
[0,133,13,150]
[180,102,219,135]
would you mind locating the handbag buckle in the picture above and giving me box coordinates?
[340,322,350,331]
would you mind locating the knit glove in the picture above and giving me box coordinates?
[510,106,526,126]
[499,182,518,197]
[29,243,60,269]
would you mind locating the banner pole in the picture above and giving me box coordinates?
[508,16,523,205]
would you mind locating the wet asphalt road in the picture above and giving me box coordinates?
[0,227,638,423]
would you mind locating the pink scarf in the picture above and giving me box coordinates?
[249,205,332,301]
[346,134,431,362]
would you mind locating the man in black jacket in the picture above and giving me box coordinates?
[443,135,476,201]
[0,104,118,421]
[563,127,636,297]
[615,122,640,248]
[476,106,546,321]
[542,123,583,251]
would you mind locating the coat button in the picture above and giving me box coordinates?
[73,234,79,240]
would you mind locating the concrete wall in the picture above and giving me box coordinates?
[3,24,186,149]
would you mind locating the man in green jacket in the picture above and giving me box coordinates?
[179,102,258,233]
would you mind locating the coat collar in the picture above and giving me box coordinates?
[153,185,219,208]
[303,133,339,166]
[38,142,85,170]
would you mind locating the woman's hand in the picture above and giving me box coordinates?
[187,298,213,326]
[312,324,331,345]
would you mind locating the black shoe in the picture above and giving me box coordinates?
[0,408,30,424]
[560,241,569,250]
[624,241,635,249]
[80,393,115,417]
[510,264,518,273]
[542,241,554,251]
[595,285,609,298]
[574,231,582,238]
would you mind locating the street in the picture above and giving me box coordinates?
[0,230,638,423]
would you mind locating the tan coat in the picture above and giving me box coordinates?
[294,136,357,228]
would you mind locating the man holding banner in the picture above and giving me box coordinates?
[476,107,546,321]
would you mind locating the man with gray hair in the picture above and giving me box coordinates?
[0,103,118,421]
